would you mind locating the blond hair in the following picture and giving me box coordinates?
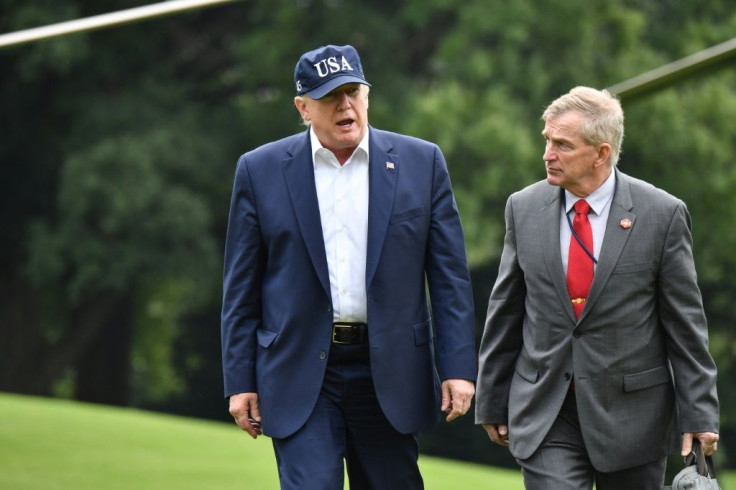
[295,85,370,127]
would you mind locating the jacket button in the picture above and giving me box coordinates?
[327,305,332,312]
[319,350,327,360]
[573,329,582,338]
[564,372,571,380]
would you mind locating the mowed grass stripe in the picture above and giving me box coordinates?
[0,392,524,489]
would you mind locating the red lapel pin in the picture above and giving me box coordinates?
[620,218,632,229]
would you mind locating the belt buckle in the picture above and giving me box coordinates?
[332,323,354,344]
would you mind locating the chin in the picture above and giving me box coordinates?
[340,135,362,147]
[546,174,561,186]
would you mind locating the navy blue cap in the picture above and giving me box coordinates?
[294,45,371,100]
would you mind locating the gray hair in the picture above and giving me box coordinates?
[542,86,624,166]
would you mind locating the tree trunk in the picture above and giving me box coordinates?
[74,294,132,406]
[0,268,50,395]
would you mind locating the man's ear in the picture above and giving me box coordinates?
[294,96,309,121]
[595,143,611,166]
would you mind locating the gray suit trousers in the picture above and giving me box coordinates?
[517,389,667,490]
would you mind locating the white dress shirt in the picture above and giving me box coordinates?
[560,169,616,273]
[311,128,370,323]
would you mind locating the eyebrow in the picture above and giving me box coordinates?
[542,130,574,145]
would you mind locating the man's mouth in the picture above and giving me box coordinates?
[337,119,354,127]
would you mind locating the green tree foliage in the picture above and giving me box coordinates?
[397,0,659,264]
[625,77,736,447]
[393,0,736,466]
[1,0,230,404]
[2,0,736,468]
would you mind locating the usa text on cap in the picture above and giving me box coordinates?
[294,45,371,100]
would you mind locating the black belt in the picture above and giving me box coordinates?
[332,322,368,345]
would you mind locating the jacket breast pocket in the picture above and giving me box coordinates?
[390,205,425,225]
[623,365,670,392]
[611,260,655,275]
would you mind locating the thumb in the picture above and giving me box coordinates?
[681,433,693,457]
[248,399,262,422]
[440,383,452,413]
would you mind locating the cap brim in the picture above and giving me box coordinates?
[306,75,371,100]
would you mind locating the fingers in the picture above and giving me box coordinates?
[239,414,262,439]
[229,392,262,439]
[246,416,262,437]
[483,424,510,447]
[697,432,719,457]
[682,432,720,457]
[702,441,718,456]
[441,379,475,422]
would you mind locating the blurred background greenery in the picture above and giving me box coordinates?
[1,0,735,475]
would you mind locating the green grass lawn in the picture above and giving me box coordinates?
[0,392,523,489]
[1,392,732,489]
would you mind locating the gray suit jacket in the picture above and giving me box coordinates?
[475,169,719,472]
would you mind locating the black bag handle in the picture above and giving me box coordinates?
[685,439,717,479]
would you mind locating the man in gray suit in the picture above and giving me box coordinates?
[475,86,719,489]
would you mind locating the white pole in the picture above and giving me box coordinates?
[0,0,243,49]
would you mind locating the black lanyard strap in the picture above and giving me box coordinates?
[563,193,598,265]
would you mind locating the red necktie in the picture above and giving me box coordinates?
[567,199,593,318]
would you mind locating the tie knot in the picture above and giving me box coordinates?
[574,199,591,216]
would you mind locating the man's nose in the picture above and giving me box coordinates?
[336,91,351,110]
[543,143,554,162]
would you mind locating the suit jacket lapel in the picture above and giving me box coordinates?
[281,131,331,300]
[579,169,636,322]
[541,187,578,323]
[366,128,398,289]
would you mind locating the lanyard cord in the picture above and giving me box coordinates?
[563,193,598,265]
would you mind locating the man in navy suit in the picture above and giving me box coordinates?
[221,44,477,489]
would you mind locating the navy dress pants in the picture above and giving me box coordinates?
[272,343,423,490]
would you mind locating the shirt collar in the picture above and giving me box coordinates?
[564,169,616,215]
[310,127,370,165]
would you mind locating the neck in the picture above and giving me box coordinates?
[567,166,613,198]
[332,147,357,166]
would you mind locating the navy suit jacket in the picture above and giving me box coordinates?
[221,126,476,438]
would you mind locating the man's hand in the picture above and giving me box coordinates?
[682,431,719,457]
[229,392,262,439]
[441,379,475,422]
[482,424,510,447]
